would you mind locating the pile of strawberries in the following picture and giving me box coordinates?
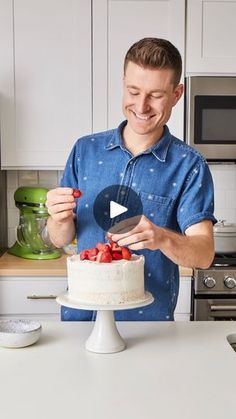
[80,239,132,263]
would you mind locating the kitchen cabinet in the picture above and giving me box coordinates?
[93,0,185,140]
[174,276,192,321]
[186,0,236,75]
[0,0,92,169]
[0,276,67,320]
[0,0,185,169]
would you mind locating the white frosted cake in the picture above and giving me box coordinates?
[67,254,145,305]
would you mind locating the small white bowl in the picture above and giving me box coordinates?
[0,319,42,348]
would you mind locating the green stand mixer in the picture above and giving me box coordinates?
[8,187,61,260]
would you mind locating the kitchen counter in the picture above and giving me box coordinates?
[0,251,68,276]
[0,321,236,419]
[0,252,193,276]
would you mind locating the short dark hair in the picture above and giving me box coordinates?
[124,37,182,86]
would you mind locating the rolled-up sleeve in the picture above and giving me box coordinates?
[177,161,217,233]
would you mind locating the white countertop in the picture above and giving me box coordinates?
[1,321,236,419]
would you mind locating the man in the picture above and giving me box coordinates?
[46,38,216,321]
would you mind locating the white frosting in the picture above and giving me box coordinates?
[67,254,145,305]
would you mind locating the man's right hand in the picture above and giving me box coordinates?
[46,187,76,224]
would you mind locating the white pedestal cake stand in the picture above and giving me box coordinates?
[56,292,154,354]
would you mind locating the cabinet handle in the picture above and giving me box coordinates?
[27,294,57,300]
[210,305,236,312]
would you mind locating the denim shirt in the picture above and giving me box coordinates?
[60,121,216,321]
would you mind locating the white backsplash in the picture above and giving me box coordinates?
[6,165,236,247]
[209,164,236,224]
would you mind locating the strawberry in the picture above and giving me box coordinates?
[121,247,132,260]
[80,250,89,260]
[96,242,111,252]
[100,252,112,263]
[96,250,112,263]
[96,250,104,263]
[87,247,99,261]
[111,242,122,252]
[72,188,83,199]
[112,251,123,260]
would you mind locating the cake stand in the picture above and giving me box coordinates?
[56,292,154,354]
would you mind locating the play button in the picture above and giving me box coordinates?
[93,184,143,234]
[110,201,128,218]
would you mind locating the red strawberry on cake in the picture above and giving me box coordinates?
[78,239,131,263]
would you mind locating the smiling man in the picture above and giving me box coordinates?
[46,38,216,321]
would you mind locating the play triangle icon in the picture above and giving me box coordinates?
[110,201,128,219]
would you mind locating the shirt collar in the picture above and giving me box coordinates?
[105,120,172,162]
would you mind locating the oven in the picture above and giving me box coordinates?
[192,254,236,321]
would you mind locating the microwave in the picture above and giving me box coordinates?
[185,76,236,161]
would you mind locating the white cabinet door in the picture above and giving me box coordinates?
[186,0,236,75]
[0,0,92,169]
[0,276,67,317]
[174,277,192,321]
[93,0,185,140]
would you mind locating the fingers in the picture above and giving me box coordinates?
[114,232,148,248]
[107,215,160,251]
[46,187,76,222]
[108,215,146,241]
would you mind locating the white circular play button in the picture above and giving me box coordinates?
[93,184,143,233]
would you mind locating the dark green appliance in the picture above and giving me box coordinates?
[8,187,61,260]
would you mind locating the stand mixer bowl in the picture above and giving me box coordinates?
[8,187,61,260]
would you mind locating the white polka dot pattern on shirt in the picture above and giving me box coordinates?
[98,161,103,165]
[83,176,87,181]
[172,182,177,187]
[149,168,154,173]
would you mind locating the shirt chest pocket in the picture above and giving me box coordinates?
[139,191,174,227]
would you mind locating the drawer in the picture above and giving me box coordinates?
[0,277,67,315]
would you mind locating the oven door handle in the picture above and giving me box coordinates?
[210,305,236,312]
